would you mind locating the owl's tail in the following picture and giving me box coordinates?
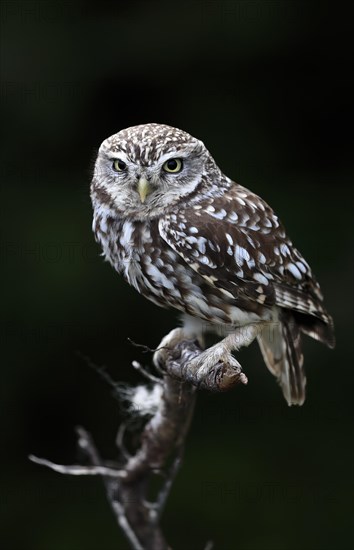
[257,312,306,406]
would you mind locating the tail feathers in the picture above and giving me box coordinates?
[257,314,306,406]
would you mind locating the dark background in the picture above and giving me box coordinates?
[1,1,353,549]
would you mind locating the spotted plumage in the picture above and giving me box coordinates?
[91,123,335,405]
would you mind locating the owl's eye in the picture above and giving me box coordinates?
[163,158,183,173]
[113,159,127,172]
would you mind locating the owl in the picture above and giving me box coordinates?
[91,123,335,406]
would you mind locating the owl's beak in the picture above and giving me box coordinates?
[137,177,151,203]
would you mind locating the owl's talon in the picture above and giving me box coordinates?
[186,345,247,390]
[188,345,236,372]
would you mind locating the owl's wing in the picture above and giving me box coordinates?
[158,183,332,328]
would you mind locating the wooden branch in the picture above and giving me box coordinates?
[29,335,247,549]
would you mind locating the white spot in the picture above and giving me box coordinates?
[197,237,207,254]
[247,258,256,269]
[296,261,307,273]
[186,236,198,245]
[253,273,269,285]
[256,285,264,293]
[235,245,250,265]
[203,274,218,283]
[258,252,267,264]
[227,246,233,255]
[189,226,199,234]
[210,209,227,220]
[206,205,215,213]
[246,236,255,248]
[280,243,291,256]
[228,211,238,222]
[145,264,175,290]
[236,197,246,206]
[142,226,152,242]
[199,256,216,267]
[226,233,233,245]
[287,263,302,280]
[120,221,134,248]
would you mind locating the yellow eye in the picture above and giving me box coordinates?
[113,159,127,172]
[163,158,183,173]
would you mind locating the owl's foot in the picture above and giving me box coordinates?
[186,341,247,386]
[186,323,264,387]
[153,323,263,389]
[153,328,242,390]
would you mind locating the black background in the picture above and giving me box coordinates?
[1,1,353,549]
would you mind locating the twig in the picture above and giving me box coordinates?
[28,455,126,478]
[127,337,159,353]
[132,360,162,384]
[76,426,145,550]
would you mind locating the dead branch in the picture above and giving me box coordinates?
[30,336,247,549]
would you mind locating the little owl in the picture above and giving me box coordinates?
[91,123,334,405]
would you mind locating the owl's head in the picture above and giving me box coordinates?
[91,123,219,219]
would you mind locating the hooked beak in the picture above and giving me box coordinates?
[137,177,151,203]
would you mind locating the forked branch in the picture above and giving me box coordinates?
[30,336,246,549]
